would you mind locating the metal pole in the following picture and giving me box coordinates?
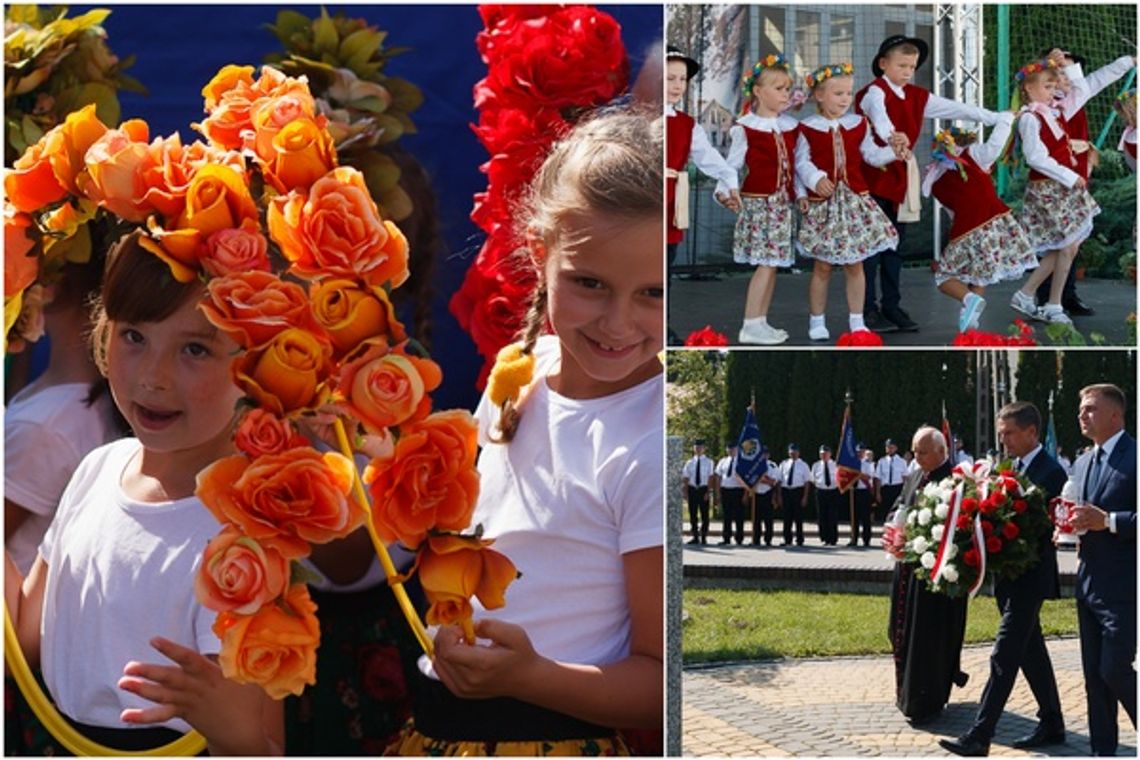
[996,5,1011,197]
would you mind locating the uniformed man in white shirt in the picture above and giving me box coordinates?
[752,446,782,546]
[779,443,811,546]
[811,445,840,545]
[715,442,747,545]
[876,438,906,515]
[682,438,716,544]
[954,437,975,466]
[850,443,877,546]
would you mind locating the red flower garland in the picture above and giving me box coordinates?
[836,330,884,347]
[684,325,728,347]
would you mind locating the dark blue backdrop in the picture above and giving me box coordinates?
[75,4,662,411]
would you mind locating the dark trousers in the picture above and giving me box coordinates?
[816,488,839,544]
[1077,594,1138,754]
[754,490,774,545]
[969,586,1063,740]
[880,483,904,518]
[781,487,805,545]
[721,488,745,543]
[687,487,709,542]
[853,488,872,545]
[864,195,908,313]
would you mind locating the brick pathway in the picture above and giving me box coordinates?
[683,638,1137,756]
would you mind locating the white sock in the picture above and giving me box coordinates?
[747,315,769,327]
[848,313,865,331]
[810,313,826,329]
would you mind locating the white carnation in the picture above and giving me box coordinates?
[918,508,933,526]
[947,542,959,559]
[931,524,944,543]
[912,536,929,554]
[907,509,918,525]
[922,483,941,498]
[934,502,949,520]
[920,551,936,569]
[942,563,959,583]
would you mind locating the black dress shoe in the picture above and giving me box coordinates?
[953,670,969,687]
[939,734,990,757]
[864,308,898,333]
[719,539,732,545]
[847,540,857,546]
[1063,296,1095,316]
[882,307,919,332]
[1011,723,1065,749]
[687,537,700,545]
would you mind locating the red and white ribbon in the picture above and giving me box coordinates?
[931,482,962,583]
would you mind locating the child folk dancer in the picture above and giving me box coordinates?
[1009,57,1101,325]
[855,34,999,333]
[5,233,282,754]
[1116,88,1137,172]
[726,55,798,345]
[921,119,1038,332]
[390,108,663,755]
[794,62,898,341]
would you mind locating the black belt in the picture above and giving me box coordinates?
[412,671,614,742]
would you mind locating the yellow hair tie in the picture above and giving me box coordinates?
[487,343,535,407]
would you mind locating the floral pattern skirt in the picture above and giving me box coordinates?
[795,184,898,265]
[1016,179,1100,254]
[387,725,631,756]
[733,192,795,267]
[934,212,1038,287]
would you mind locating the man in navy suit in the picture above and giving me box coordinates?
[1068,384,1136,756]
[941,402,1066,756]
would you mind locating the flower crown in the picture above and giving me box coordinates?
[805,62,854,90]
[1014,58,1057,83]
[932,126,976,151]
[1117,88,1136,103]
[741,53,790,98]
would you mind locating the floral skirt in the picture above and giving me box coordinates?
[733,192,795,267]
[796,184,898,265]
[387,726,630,756]
[1016,179,1101,254]
[934,212,1038,287]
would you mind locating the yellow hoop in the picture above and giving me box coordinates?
[3,608,207,756]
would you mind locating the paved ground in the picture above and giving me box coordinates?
[669,267,1136,347]
[683,637,1136,757]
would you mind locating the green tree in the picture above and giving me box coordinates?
[666,350,727,450]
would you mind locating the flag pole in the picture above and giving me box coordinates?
[749,388,758,535]
[845,389,855,542]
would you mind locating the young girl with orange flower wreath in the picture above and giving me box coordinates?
[388,108,663,756]
[5,232,285,755]
[794,62,899,342]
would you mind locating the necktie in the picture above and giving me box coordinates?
[824,462,831,487]
[889,457,895,484]
[696,458,702,487]
[1016,458,1024,472]
[1084,447,1104,502]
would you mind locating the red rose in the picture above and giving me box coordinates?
[836,330,885,347]
[961,497,979,514]
[956,513,972,531]
[986,535,1003,553]
[1002,521,1020,540]
[685,326,729,347]
[981,520,994,537]
[979,497,998,515]
[1002,477,1020,493]
[964,548,980,567]
[1012,499,1028,513]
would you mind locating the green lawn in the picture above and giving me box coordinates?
[682,588,1079,664]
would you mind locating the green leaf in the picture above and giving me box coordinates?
[8,118,29,155]
[312,9,338,55]
[339,28,382,68]
[267,10,313,46]
[369,113,404,143]
[54,82,120,126]
[20,115,43,148]
[347,95,389,114]
[393,111,418,135]
[384,77,424,112]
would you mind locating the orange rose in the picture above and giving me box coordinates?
[234,408,309,458]
[234,328,334,416]
[268,166,410,287]
[364,410,480,549]
[213,582,320,700]
[202,223,270,278]
[4,104,108,212]
[199,65,258,151]
[4,206,37,296]
[137,135,245,220]
[337,343,441,434]
[248,90,320,164]
[194,526,290,615]
[310,278,406,358]
[418,534,519,626]
[196,448,362,558]
[259,116,338,193]
[202,64,256,111]
[202,271,316,349]
[80,119,155,222]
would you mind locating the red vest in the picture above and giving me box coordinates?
[739,124,797,199]
[666,111,695,244]
[1026,112,1078,183]
[930,153,1009,241]
[1060,109,1091,179]
[799,118,872,199]
[855,79,930,203]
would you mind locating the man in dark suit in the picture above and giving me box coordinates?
[941,402,1066,756]
[1067,384,1136,756]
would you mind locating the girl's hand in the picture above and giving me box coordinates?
[888,131,910,151]
[432,619,543,700]
[815,178,835,198]
[797,198,810,213]
[119,637,280,755]
[727,189,743,213]
[1073,176,1088,189]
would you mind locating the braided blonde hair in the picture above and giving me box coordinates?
[492,107,663,441]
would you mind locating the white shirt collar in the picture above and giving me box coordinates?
[666,103,679,117]
[801,112,862,131]
[1097,428,1126,459]
[737,112,796,132]
[1019,443,1043,470]
[880,76,906,99]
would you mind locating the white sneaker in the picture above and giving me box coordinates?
[739,321,789,345]
[1040,303,1073,325]
[808,323,830,341]
[1010,290,1043,321]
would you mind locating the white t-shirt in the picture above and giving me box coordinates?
[471,335,663,668]
[39,438,221,732]
[6,383,116,574]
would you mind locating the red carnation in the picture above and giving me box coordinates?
[1012,499,1028,513]
[685,325,729,347]
[998,468,1014,477]
[1002,476,1020,493]
[980,496,999,515]
[964,548,980,567]
[986,535,1003,553]
[956,513,972,531]
[981,519,994,537]
[836,330,884,347]
[961,497,979,514]
[1002,521,1020,540]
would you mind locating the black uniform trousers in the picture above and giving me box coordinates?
[687,486,709,542]
[721,487,745,544]
[780,486,805,545]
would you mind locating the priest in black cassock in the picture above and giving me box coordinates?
[887,426,969,724]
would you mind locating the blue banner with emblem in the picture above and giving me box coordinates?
[732,407,765,488]
[836,406,862,493]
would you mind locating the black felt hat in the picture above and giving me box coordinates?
[667,46,700,80]
[694,438,706,447]
[872,34,930,77]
